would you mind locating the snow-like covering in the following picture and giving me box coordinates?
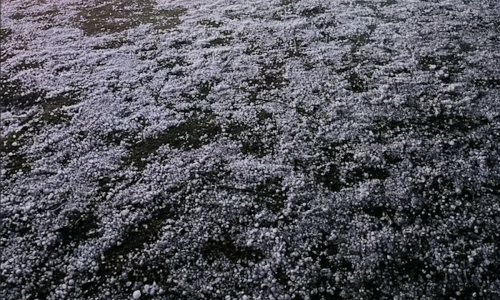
[1,0,499,299]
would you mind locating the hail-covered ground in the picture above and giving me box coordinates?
[1,0,500,299]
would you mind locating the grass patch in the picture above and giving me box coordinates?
[347,72,368,93]
[472,77,500,89]
[39,109,72,126]
[300,6,325,17]
[304,140,391,192]
[304,233,350,299]
[135,42,159,60]
[198,19,223,28]
[0,77,43,110]
[315,163,389,192]
[156,56,187,70]
[195,81,212,100]
[244,44,263,55]
[418,54,465,81]
[279,0,298,5]
[1,149,31,179]
[246,58,288,99]
[0,107,77,180]
[338,32,373,49]
[255,177,287,213]
[102,205,176,266]
[203,34,233,48]
[104,129,136,146]
[179,80,220,102]
[39,91,81,126]
[225,120,251,139]
[83,201,179,297]
[10,12,25,20]
[92,38,134,50]
[201,236,264,264]
[169,39,193,49]
[373,112,490,141]
[0,27,13,41]
[383,152,403,165]
[11,60,44,73]
[241,132,276,158]
[228,110,278,158]
[256,109,273,123]
[123,113,221,169]
[407,178,481,226]
[315,164,345,192]
[0,79,74,178]
[76,0,186,35]
[56,210,99,247]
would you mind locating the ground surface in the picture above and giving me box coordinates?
[1,0,500,299]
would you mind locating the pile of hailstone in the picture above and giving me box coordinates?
[1,0,499,299]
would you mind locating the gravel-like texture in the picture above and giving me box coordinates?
[1,0,500,299]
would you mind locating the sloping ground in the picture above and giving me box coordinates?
[1,0,500,299]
